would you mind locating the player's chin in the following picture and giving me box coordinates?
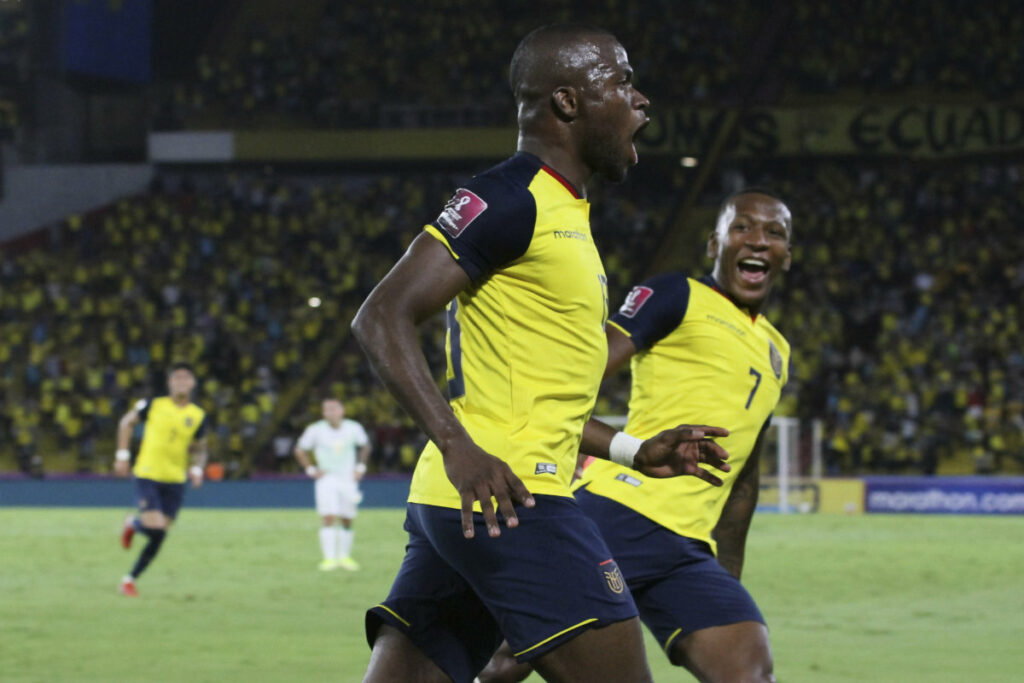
[599,160,632,183]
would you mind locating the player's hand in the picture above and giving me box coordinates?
[633,425,731,485]
[441,435,535,539]
[113,459,130,477]
[189,467,204,488]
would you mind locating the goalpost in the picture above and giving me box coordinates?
[761,416,824,514]
[594,415,824,514]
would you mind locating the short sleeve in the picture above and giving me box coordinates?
[608,273,691,351]
[425,174,537,282]
[297,426,316,452]
[193,415,208,440]
[352,422,369,447]
[135,399,151,423]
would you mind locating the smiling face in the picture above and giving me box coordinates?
[574,36,650,182]
[707,192,792,313]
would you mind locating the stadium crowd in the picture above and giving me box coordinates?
[0,1,28,141]
[6,156,1023,478]
[0,171,441,475]
[157,0,1020,131]
[0,163,666,477]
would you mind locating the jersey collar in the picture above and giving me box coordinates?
[699,274,760,323]
[517,151,583,199]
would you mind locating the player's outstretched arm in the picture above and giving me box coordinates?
[581,419,731,483]
[352,234,534,538]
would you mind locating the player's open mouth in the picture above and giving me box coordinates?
[737,258,769,284]
[630,118,649,164]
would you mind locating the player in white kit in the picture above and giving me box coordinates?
[294,398,372,571]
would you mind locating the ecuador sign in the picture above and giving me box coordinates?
[637,103,1024,158]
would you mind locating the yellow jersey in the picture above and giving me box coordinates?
[578,274,789,552]
[132,396,207,484]
[409,152,609,509]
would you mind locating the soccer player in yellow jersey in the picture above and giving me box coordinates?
[481,189,792,683]
[113,363,208,597]
[354,24,730,683]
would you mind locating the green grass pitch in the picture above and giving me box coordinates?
[2,507,1022,682]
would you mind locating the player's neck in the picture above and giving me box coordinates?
[516,138,588,198]
[170,394,190,407]
[708,273,765,318]
[327,419,342,428]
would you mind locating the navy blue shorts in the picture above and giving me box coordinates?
[134,477,186,520]
[366,495,637,683]
[576,488,765,657]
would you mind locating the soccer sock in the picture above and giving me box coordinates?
[129,528,166,579]
[319,527,335,560]
[336,527,353,559]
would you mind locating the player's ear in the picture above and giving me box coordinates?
[551,86,579,121]
[706,232,719,260]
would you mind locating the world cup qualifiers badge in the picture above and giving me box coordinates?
[437,189,488,237]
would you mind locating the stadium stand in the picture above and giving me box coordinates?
[3,1,1022,479]
[153,0,1023,131]
[0,1,28,142]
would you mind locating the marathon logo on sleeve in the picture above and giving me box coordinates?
[618,286,654,318]
[437,188,488,237]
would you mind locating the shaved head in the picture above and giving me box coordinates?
[509,24,648,186]
[509,24,616,106]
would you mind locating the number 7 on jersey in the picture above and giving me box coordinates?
[745,367,762,410]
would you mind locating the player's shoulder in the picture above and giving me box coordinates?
[688,273,722,294]
[145,396,173,411]
[435,153,540,232]
[475,152,547,192]
[616,270,690,319]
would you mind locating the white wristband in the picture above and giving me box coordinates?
[115,449,131,462]
[354,463,367,475]
[189,465,203,478]
[305,465,318,477]
[609,432,643,467]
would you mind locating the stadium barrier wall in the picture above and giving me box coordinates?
[5,475,1023,515]
[758,477,865,514]
[0,164,153,241]
[148,104,1024,165]
[0,475,412,509]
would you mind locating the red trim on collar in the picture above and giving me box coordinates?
[541,165,581,198]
